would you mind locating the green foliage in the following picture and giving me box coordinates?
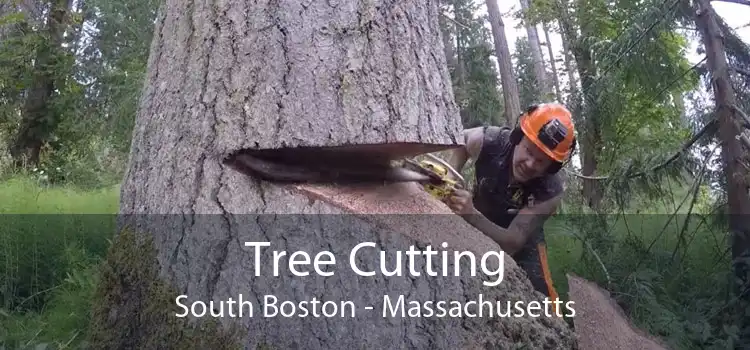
[513,37,542,108]
[83,0,160,154]
[0,178,118,348]
[445,0,504,127]
[546,205,738,350]
[455,44,504,127]
[0,177,117,314]
[0,177,244,349]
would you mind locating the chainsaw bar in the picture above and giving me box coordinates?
[225,151,434,185]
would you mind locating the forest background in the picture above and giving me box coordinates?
[1,0,749,349]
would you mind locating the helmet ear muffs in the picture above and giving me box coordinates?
[546,135,577,174]
[510,127,523,145]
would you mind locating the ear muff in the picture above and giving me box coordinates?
[546,135,576,174]
[509,104,540,145]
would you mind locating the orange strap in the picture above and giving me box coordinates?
[537,242,561,316]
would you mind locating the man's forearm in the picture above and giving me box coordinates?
[446,147,470,174]
[461,210,526,255]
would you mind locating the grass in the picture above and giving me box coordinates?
[0,175,739,350]
[0,176,119,349]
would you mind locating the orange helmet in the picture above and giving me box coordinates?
[518,103,576,163]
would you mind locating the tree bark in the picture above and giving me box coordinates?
[95,1,577,348]
[485,0,521,125]
[694,0,750,344]
[519,0,551,101]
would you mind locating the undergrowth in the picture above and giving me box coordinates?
[0,175,740,349]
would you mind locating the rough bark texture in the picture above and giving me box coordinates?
[107,0,578,348]
[485,0,521,125]
[121,0,464,213]
[567,274,669,350]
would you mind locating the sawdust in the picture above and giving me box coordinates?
[567,273,670,350]
[292,182,500,255]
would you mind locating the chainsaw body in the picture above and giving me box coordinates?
[402,157,464,202]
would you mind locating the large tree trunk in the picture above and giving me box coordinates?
[485,0,521,125]
[519,0,550,101]
[694,0,750,344]
[90,1,577,348]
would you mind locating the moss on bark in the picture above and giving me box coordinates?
[87,228,245,349]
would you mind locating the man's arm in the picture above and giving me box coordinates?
[461,194,562,255]
[446,127,484,175]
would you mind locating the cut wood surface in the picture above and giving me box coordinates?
[567,273,670,350]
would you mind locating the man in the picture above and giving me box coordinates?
[444,103,576,306]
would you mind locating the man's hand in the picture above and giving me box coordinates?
[446,188,476,215]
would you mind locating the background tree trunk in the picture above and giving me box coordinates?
[559,23,578,105]
[438,1,457,73]
[519,0,551,101]
[694,0,750,344]
[485,0,521,125]
[542,22,563,102]
[10,0,71,167]
[91,0,577,348]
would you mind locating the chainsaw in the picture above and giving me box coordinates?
[398,153,466,202]
[223,147,466,202]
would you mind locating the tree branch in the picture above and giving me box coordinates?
[440,11,471,30]
[565,119,718,180]
[712,0,750,6]
[733,105,750,128]
[731,66,750,78]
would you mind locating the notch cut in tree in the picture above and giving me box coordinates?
[97,0,577,348]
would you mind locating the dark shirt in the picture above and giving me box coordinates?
[471,126,563,263]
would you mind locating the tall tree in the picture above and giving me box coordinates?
[8,0,73,167]
[518,0,552,101]
[693,0,750,346]
[513,37,541,107]
[88,1,576,348]
[541,22,563,102]
[559,27,579,105]
[450,0,504,127]
[485,0,521,125]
